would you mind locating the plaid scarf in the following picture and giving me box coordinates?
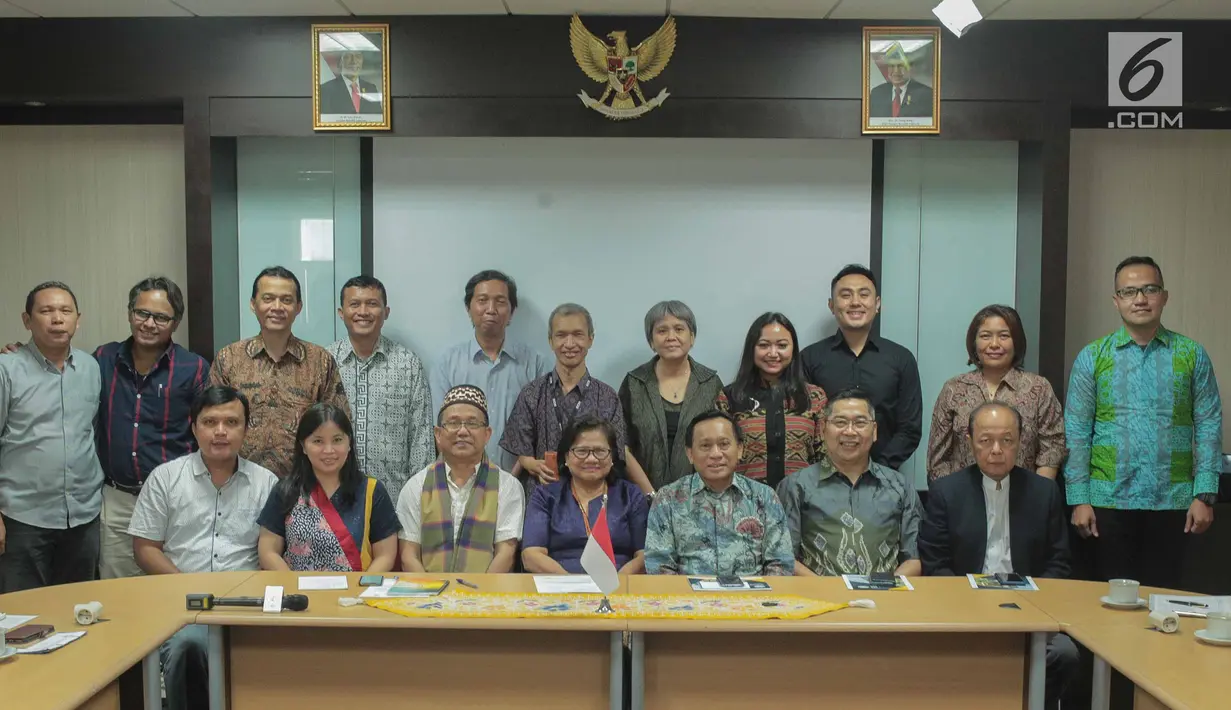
[419,458,500,573]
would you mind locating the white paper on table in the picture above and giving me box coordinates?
[15,631,86,654]
[0,614,37,631]
[688,578,770,591]
[1148,594,1231,617]
[533,575,603,594]
[358,577,398,599]
[298,576,349,591]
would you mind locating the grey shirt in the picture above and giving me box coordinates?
[777,458,922,576]
[430,336,552,471]
[128,451,278,574]
[0,343,103,529]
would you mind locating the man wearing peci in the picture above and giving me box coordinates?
[327,275,434,498]
[801,265,923,471]
[919,402,1079,707]
[319,50,382,116]
[431,270,552,473]
[868,41,934,118]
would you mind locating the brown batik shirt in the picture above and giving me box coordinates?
[209,335,350,477]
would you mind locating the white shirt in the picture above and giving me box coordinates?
[128,451,279,574]
[981,472,1012,574]
[396,462,524,545]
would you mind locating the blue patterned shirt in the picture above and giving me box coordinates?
[644,473,794,576]
[1064,326,1222,510]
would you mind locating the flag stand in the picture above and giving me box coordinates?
[595,596,615,614]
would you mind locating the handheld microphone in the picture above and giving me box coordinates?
[186,593,309,612]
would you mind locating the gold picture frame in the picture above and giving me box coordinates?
[862,26,941,135]
[313,23,391,131]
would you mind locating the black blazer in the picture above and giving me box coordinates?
[868,81,934,118]
[318,76,382,116]
[919,465,1069,578]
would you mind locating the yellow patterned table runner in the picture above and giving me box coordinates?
[367,592,845,621]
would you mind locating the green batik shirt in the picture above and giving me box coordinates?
[1064,326,1223,510]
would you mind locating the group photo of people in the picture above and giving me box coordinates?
[0,255,1220,709]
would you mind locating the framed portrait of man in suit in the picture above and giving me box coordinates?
[313,24,391,131]
[862,27,941,135]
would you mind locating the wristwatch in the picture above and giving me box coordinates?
[1195,493,1217,506]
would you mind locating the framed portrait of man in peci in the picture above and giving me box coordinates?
[313,24,391,131]
[862,27,941,135]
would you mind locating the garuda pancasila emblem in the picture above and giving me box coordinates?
[570,14,677,121]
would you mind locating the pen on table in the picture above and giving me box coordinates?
[455,578,479,590]
[1167,600,1208,608]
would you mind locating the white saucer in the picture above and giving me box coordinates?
[1100,595,1146,609]
[1195,630,1231,647]
[0,646,17,662]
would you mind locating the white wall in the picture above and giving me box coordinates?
[0,126,187,350]
[373,137,872,386]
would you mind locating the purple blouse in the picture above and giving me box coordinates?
[522,477,649,573]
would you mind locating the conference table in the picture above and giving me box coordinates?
[0,572,1225,710]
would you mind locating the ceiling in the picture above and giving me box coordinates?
[0,0,1227,19]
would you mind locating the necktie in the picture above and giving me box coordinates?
[892,87,901,117]
[351,80,361,113]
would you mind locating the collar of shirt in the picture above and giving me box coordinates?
[470,336,517,364]
[443,462,481,493]
[118,337,173,372]
[547,367,592,393]
[335,335,389,364]
[980,470,1010,495]
[891,80,911,96]
[1111,324,1172,350]
[188,451,254,482]
[24,340,76,371]
[956,367,1026,393]
[816,457,887,486]
[246,334,306,362]
[688,472,751,501]
[828,331,881,354]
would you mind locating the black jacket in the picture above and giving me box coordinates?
[919,465,1070,578]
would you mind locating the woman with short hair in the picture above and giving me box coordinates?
[619,300,724,493]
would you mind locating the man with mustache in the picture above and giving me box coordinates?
[1066,256,1222,591]
[501,303,626,496]
[318,50,382,117]
[327,275,433,498]
[0,282,103,592]
[800,264,922,470]
[778,388,923,577]
[209,266,350,477]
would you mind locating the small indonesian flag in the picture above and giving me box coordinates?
[579,505,620,595]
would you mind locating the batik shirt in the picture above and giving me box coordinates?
[644,473,794,576]
[1064,326,1223,510]
[328,336,434,495]
[777,458,922,576]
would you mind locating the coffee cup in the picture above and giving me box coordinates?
[1108,578,1140,604]
[1205,611,1231,640]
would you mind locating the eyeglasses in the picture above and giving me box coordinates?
[829,417,873,432]
[131,309,175,326]
[438,420,487,433]
[569,447,611,461]
[1115,284,1163,300]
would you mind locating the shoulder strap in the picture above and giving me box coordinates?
[360,477,376,569]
